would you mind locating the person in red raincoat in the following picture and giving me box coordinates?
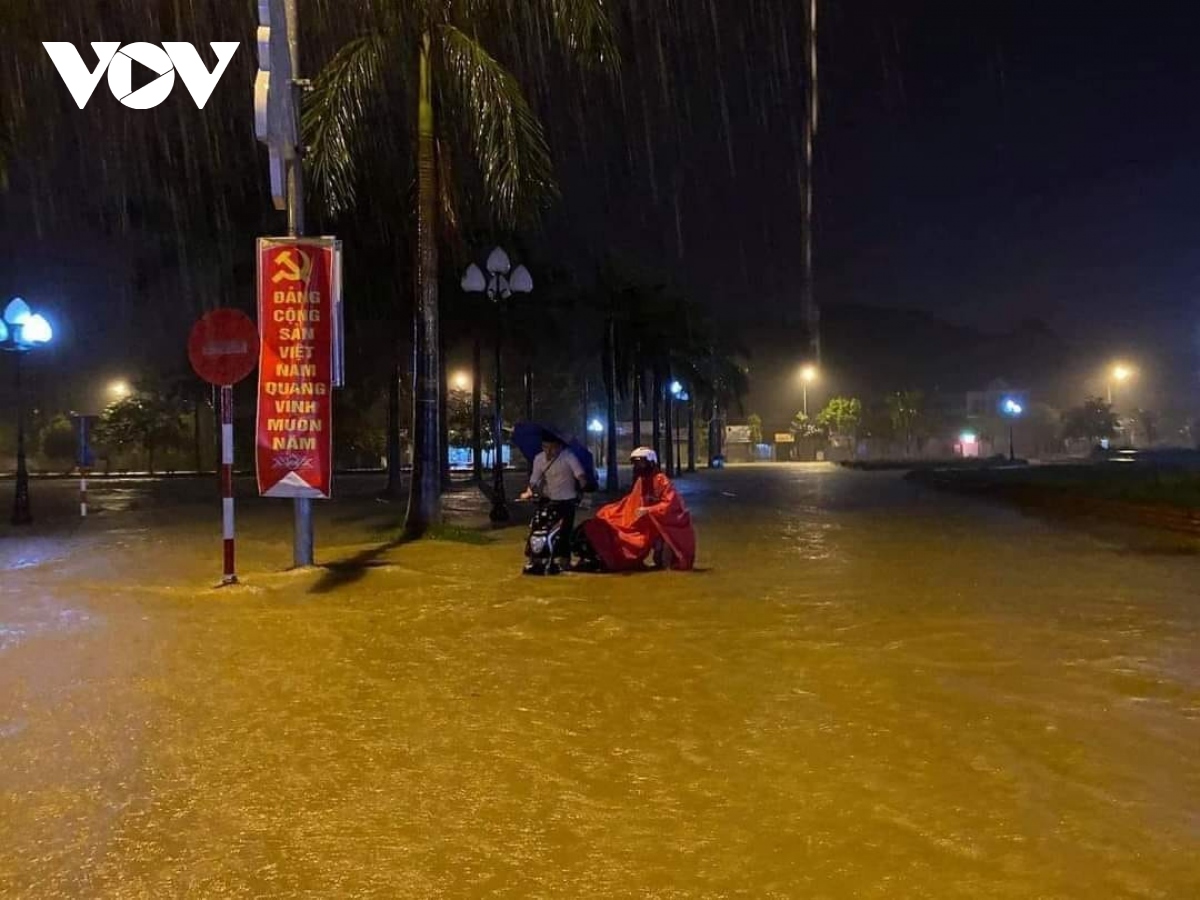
[579,447,696,571]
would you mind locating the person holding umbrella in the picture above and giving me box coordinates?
[519,430,589,569]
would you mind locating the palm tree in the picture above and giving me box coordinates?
[886,390,924,457]
[304,2,615,536]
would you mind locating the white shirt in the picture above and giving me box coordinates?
[530,448,585,501]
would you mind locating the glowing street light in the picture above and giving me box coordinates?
[1107,363,1134,405]
[451,371,471,392]
[1001,398,1024,461]
[108,379,131,401]
[667,380,693,476]
[798,364,818,416]
[1,298,55,525]
[462,247,533,523]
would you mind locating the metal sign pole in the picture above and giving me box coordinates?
[221,385,238,585]
[283,0,313,568]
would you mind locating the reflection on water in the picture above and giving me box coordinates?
[2,465,1199,897]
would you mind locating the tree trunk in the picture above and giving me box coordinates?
[651,370,662,460]
[631,366,643,450]
[524,364,534,474]
[403,34,441,537]
[192,392,202,473]
[385,359,403,497]
[708,393,721,467]
[663,375,674,476]
[687,395,696,472]
[524,364,533,423]
[582,376,590,444]
[471,337,483,484]
[605,318,619,493]
[439,328,450,489]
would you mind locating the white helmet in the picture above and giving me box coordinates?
[630,446,658,465]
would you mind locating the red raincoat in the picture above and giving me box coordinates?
[582,471,696,571]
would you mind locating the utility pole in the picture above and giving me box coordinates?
[257,0,313,566]
[285,0,313,566]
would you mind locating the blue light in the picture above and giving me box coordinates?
[4,298,30,326]
[1,298,55,351]
[22,314,52,345]
[1003,398,1024,417]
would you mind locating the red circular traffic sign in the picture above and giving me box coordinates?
[187,309,260,386]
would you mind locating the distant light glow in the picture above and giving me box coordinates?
[588,418,604,434]
[960,432,978,444]
[1003,399,1023,417]
[800,364,818,383]
[452,371,470,391]
[1112,364,1133,382]
[109,380,131,399]
[670,381,683,395]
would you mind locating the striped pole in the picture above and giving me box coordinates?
[79,470,88,517]
[220,385,237,585]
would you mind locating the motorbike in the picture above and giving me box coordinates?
[522,497,573,576]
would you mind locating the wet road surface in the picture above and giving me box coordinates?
[2,464,1198,897]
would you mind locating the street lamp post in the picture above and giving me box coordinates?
[0,298,54,525]
[588,418,605,470]
[670,380,689,477]
[1002,398,1024,462]
[1107,364,1133,406]
[463,248,533,523]
[799,364,818,418]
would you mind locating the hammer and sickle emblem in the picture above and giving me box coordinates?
[272,250,313,284]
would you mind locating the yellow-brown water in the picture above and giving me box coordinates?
[2,466,1198,897]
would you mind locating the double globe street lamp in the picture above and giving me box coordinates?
[1002,397,1024,462]
[463,248,533,523]
[669,380,692,476]
[1,298,54,525]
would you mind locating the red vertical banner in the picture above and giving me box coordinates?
[256,237,341,498]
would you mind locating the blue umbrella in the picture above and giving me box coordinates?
[512,422,598,491]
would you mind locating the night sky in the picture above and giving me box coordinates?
[4,0,1200,412]
[547,0,1200,374]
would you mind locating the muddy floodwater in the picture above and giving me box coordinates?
[2,465,1198,897]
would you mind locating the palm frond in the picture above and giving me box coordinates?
[438,23,558,225]
[537,0,620,72]
[302,34,388,217]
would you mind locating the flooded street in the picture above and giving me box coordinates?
[2,465,1198,897]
